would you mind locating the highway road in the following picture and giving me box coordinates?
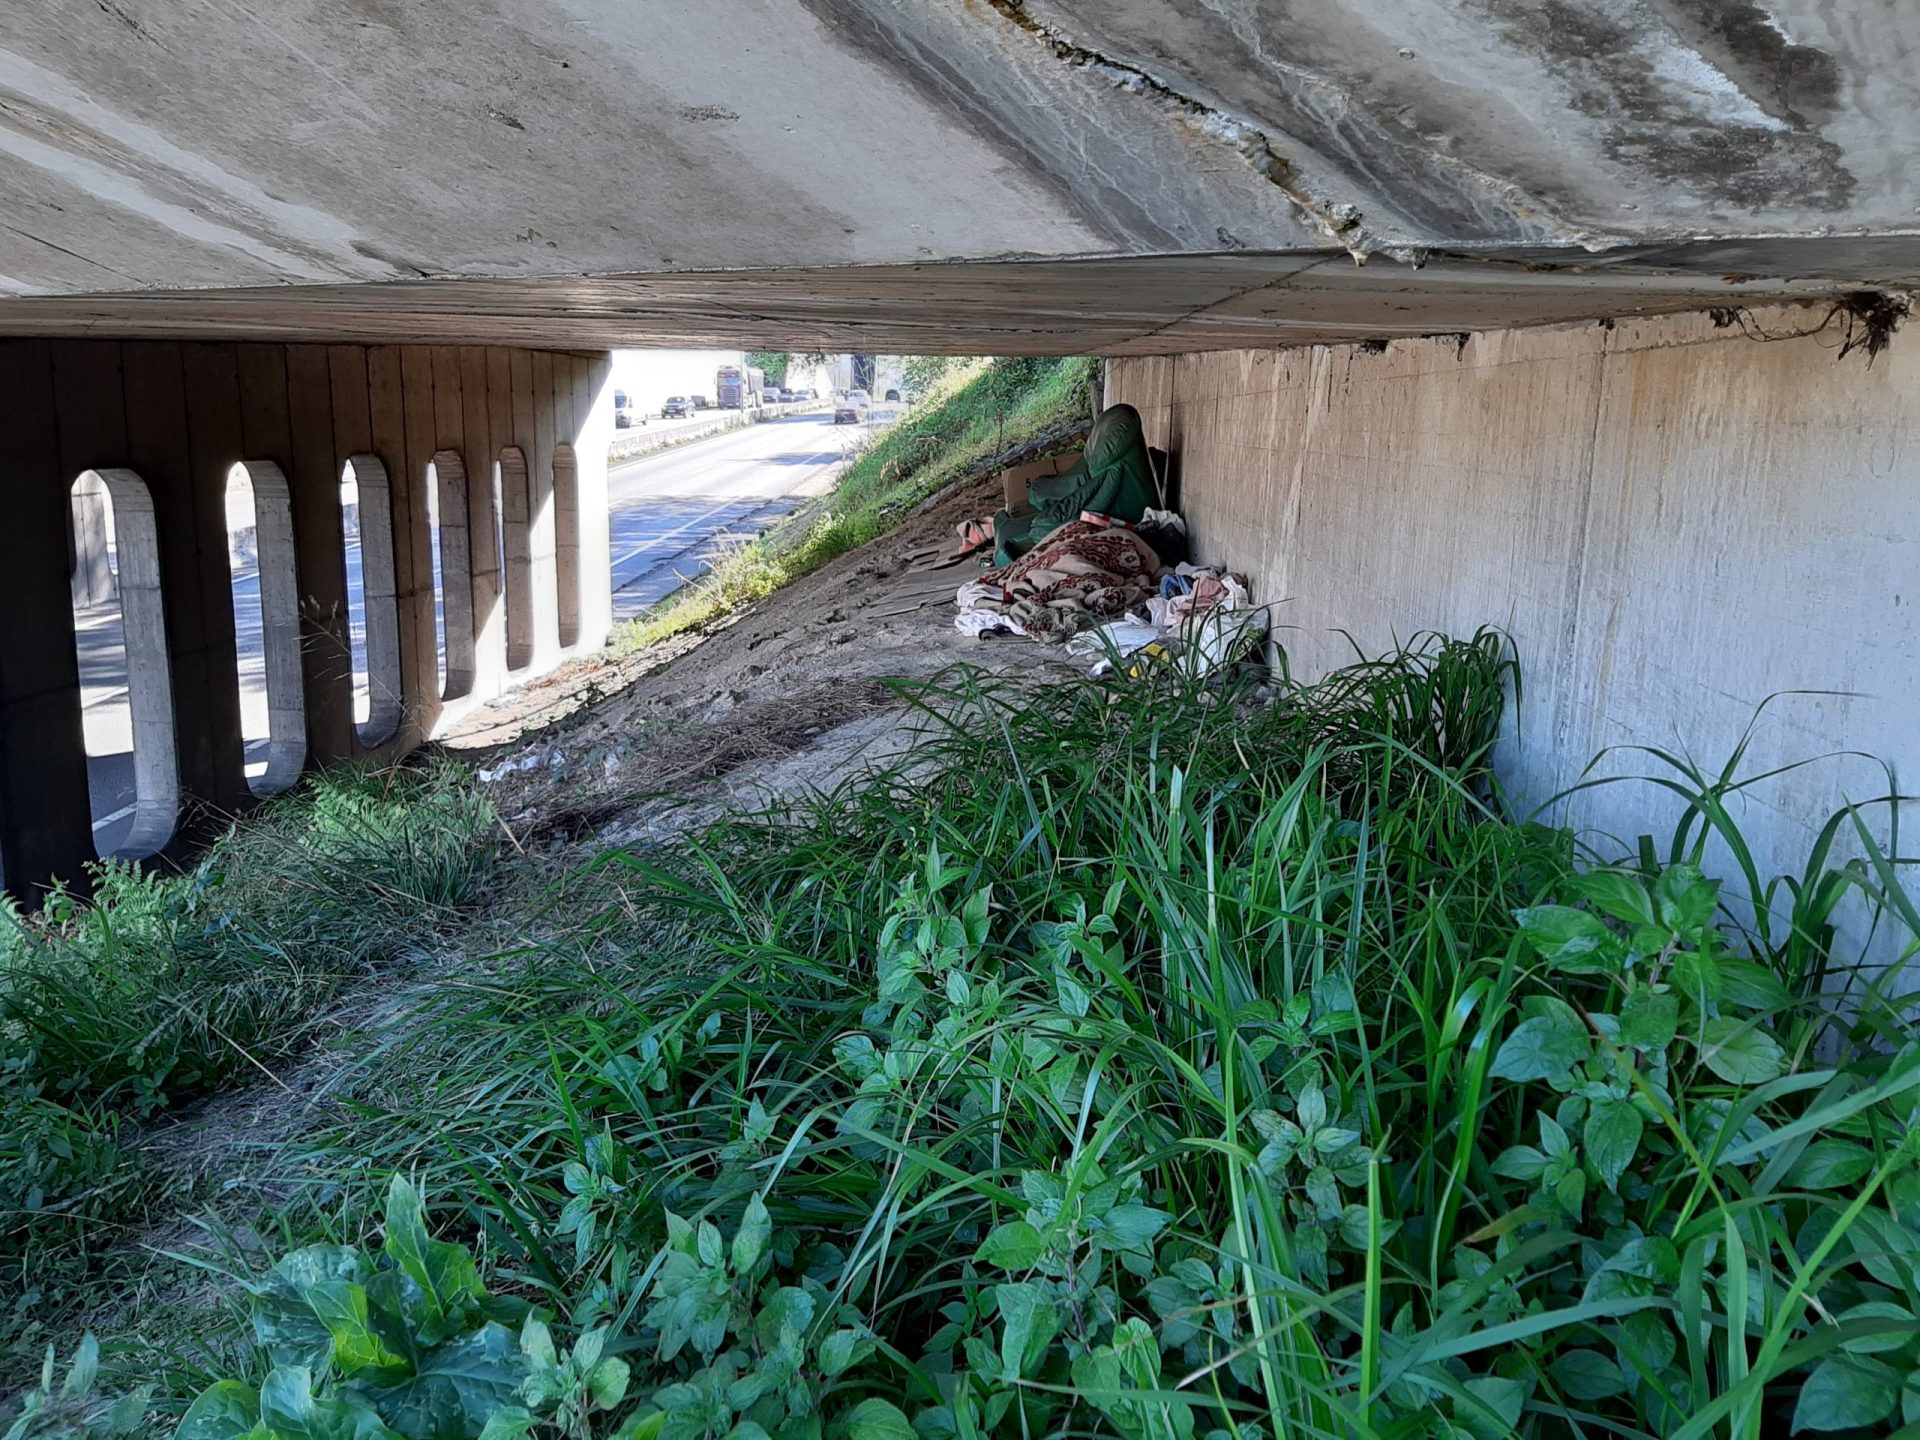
[79,410,869,857]
[606,409,863,617]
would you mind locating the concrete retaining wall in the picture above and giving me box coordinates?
[0,339,613,902]
[1106,304,1919,935]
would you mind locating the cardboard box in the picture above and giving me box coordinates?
[1000,451,1079,514]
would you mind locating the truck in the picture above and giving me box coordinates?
[715,364,765,410]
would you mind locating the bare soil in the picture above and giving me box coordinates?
[442,472,1073,851]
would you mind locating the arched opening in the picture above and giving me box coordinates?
[69,469,176,858]
[498,446,533,671]
[341,455,402,746]
[424,450,474,702]
[553,444,580,649]
[225,462,306,795]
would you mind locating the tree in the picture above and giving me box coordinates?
[746,351,790,386]
[902,356,958,395]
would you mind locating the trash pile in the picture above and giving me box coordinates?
[952,402,1267,678]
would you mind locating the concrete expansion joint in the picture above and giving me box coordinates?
[976,0,1378,261]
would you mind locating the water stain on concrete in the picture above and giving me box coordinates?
[1470,0,1855,212]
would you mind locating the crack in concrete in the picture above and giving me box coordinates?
[975,0,1379,260]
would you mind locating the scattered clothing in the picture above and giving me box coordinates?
[1137,508,1190,568]
[1064,619,1163,660]
[954,608,1029,639]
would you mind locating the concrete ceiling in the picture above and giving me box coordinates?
[1,0,1916,350]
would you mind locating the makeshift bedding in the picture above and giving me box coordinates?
[954,517,1164,643]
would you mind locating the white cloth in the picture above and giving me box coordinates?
[955,609,1028,638]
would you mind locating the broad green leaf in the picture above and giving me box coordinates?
[1491,1145,1548,1181]
[347,1322,527,1438]
[613,1413,666,1440]
[1792,1355,1899,1432]
[518,1317,555,1368]
[1619,990,1678,1051]
[1551,1348,1626,1400]
[1515,906,1619,972]
[302,1282,404,1375]
[1566,872,1656,928]
[252,1245,371,1370]
[994,1282,1059,1380]
[1653,863,1720,934]
[1835,1301,1918,1355]
[754,1287,816,1350]
[1297,1086,1328,1131]
[1098,1203,1169,1251]
[732,1194,771,1274]
[61,1334,98,1398]
[1540,1113,1572,1159]
[258,1366,402,1440]
[1784,1140,1875,1192]
[1718,958,1790,1012]
[570,1326,606,1375]
[1670,950,1722,1008]
[696,1221,724,1269]
[380,1176,484,1328]
[1553,1167,1586,1219]
[847,1399,915,1440]
[1490,1014,1591,1084]
[1698,1017,1785,1084]
[818,1329,864,1378]
[1585,1098,1643,1192]
[975,1221,1045,1271]
[587,1357,630,1410]
[1458,1375,1528,1440]
[176,1381,261,1440]
[477,1410,538,1440]
[1602,1236,1680,1286]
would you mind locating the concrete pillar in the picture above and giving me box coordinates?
[0,341,94,900]
[571,353,616,652]
[69,472,116,607]
[287,344,355,766]
[528,351,560,667]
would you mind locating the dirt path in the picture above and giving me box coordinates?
[443,470,1076,848]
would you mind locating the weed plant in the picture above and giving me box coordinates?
[149,633,1920,1438]
[0,763,498,1383]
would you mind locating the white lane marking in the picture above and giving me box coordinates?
[608,498,748,572]
[90,802,136,833]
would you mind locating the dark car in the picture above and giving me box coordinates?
[662,395,694,417]
[884,388,902,402]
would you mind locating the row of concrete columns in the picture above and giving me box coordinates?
[0,339,612,902]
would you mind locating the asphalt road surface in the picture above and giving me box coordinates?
[607,410,867,618]
[79,411,869,856]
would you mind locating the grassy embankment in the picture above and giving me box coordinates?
[0,768,497,1401]
[614,357,1096,651]
[7,628,1920,1439]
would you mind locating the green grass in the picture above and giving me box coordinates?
[0,763,499,1386]
[613,357,1097,652]
[61,632,1918,1439]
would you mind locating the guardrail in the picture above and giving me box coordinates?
[606,401,831,463]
